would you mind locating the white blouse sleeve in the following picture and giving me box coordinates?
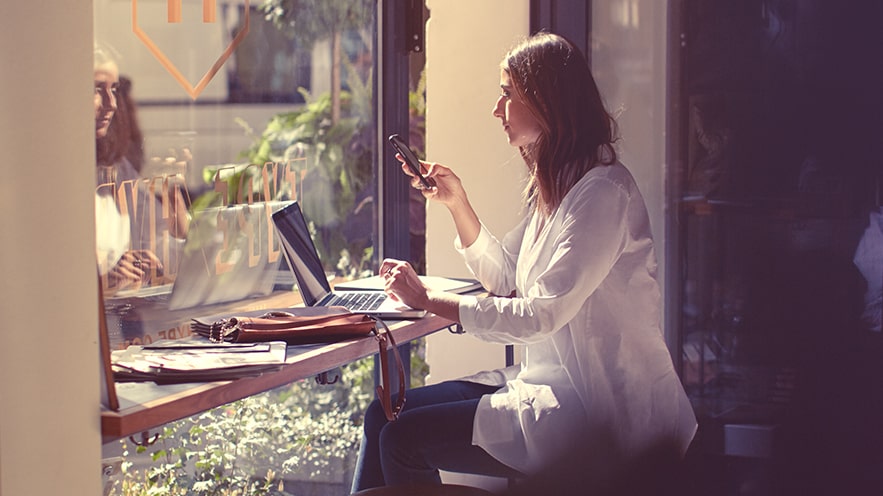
[95,193,130,275]
[455,216,528,297]
[458,176,633,344]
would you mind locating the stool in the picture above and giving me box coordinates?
[352,483,496,496]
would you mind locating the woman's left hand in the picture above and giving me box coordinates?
[154,176,190,239]
[380,258,429,309]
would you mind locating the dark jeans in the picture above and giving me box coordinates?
[350,380,523,492]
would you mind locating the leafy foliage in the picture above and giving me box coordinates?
[112,358,374,495]
[111,341,429,495]
[261,0,375,125]
[233,58,376,279]
[260,0,375,47]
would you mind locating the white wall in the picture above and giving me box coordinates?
[423,0,530,385]
[0,2,102,495]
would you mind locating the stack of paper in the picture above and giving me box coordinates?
[112,338,287,384]
[334,275,482,294]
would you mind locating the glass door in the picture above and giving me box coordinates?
[670,1,883,493]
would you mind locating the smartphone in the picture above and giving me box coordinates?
[388,134,435,189]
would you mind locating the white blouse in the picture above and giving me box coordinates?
[456,162,697,475]
[95,192,130,275]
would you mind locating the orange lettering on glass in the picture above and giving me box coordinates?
[134,0,248,100]
[97,176,189,292]
[168,1,216,23]
[203,0,217,23]
[206,161,301,272]
[215,210,235,275]
[167,0,181,23]
[99,161,299,289]
[242,209,261,268]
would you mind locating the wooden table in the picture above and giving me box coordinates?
[101,313,454,444]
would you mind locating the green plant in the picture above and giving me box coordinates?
[261,0,375,125]
[230,56,375,279]
[111,342,429,496]
[112,358,375,496]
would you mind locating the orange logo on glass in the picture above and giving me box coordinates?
[132,0,249,100]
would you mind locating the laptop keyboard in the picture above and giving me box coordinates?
[327,291,386,311]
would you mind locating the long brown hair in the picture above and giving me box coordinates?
[96,75,143,169]
[505,32,618,214]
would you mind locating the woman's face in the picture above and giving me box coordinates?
[492,68,542,148]
[94,61,119,139]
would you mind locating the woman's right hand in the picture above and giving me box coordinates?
[108,249,164,290]
[398,155,481,246]
[397,156,465,208]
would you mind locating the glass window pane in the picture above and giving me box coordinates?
[94,0,379,350]
[97,1,393,493]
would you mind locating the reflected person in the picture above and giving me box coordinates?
[94,45,189,293]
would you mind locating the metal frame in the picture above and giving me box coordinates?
[375,0,425,389]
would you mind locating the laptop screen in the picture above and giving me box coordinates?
[271,202,333,306]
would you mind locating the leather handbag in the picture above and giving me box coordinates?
[195,310,377,345]
[192,309,406,421]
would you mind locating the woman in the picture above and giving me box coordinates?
[351,32,696,491]
[94,45,160,289]
[94,45,188,292]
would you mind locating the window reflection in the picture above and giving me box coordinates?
[94,0,379,350]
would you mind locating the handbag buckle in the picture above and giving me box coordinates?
[210,318,240,343]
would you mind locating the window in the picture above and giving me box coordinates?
[97,1,422,493]
[94,0,388,349]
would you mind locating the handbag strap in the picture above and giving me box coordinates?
[371,317,406,421]
[203,312,406,420]
[236,312,362,330]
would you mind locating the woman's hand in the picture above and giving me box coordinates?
[108,249,164,290]
[396,155,466,208]
[379,258,463,323]
[153,175,190,239]
[166,185,190,239]
[396,154,482,248]
[380,258,429,309]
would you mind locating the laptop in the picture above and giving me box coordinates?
[271,201,426,319]
[110,201,289,311]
